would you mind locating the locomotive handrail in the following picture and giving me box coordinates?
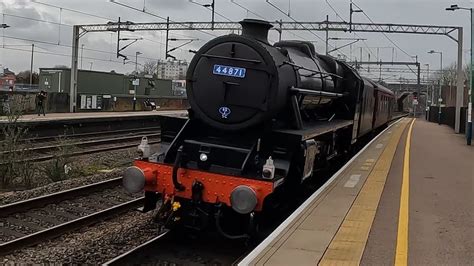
[282,61,344,79]
[200,53,262,64]
[290,87,345,98]
[172,145,186,191]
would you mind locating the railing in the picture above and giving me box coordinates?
[1,84,39,92]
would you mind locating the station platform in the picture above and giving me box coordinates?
[240,118,473,265]
[0,110,187,124]
[0,110,187,137]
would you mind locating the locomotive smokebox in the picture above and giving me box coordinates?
[186,19,296,131]
[239,19,273,44]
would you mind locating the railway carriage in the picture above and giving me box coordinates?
[123,19,395,238]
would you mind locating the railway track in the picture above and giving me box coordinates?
[0,177,143,256]
[103,229,249,265]
[0,126,162,144]
[0,133,161,165]
[1,132,161,155]
[103,230,170,265]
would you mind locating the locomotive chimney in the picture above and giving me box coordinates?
[239,19,273,43]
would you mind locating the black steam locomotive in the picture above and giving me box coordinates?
[123,19,395,238]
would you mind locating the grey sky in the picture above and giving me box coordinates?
[0,0,472,83]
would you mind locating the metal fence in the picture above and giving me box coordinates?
[428,106,467,133]
[1,84,39,92]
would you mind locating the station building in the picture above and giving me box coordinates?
[36,68,188,113]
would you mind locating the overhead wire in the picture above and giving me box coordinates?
[3,4,203,63]
[229,0,266,20]
[265,0,350,58]
[227,0,311,42]
[351,1,415,62]
[188,0,234,22]
[1,12,73,27]
[109,0,218,38]
[325,0,346,22]
[31,0,115,21]
[265,0,326,43]
[0,46,133,65]
[324,0,375,61]
[2,35,164,61]
[1,13,191,53]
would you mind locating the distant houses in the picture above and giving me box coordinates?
[0,68,16,89]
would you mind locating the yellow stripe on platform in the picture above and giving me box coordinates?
[319,118,411,266]
[394,118,416,265]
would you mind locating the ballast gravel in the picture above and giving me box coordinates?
[1,211,161,264]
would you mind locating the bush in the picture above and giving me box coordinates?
[40,135,82,182]
[0,97,36,189]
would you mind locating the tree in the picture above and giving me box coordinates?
[433,63,470,88]
[15,71,39,84]
[141,60,157,77]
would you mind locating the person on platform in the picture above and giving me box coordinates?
[144,98,156,111]
[36,90,47,116]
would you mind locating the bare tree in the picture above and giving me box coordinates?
[16,71,39,84]
[142,60,158,76]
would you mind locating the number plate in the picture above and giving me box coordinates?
[212,64,246,78]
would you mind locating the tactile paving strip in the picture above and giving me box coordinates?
[319,118,411,265]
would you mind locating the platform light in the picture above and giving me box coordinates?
[445,3,473,145]
[427,49,443,125]
[445,5,459,11]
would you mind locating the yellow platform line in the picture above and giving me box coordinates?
[319,118,411,266]
[394,118,416,265]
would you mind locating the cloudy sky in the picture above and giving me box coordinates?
[0,0,472,83]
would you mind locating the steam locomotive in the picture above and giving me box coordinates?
[123,19,395,238]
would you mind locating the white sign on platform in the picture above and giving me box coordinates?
[132,79,140,86]
[413,99,419,105]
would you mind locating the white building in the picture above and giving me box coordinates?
[157,60,188,80]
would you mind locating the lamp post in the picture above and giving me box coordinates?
[446,4,473,145]
[424,63,430,119]
[428,50,443,125]
[134,51,142,111]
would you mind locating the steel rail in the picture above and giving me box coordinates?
[0,177,122,217]
[391,112,409,121]
[102,230,170,265]
[0,132,161,155]
[0,197,144,256]
[0,138,161,165]
[19,126,161,143]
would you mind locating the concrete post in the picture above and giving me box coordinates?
[455,28,463,133]
[467,9,473,145]
[30,44,34,85]
[70,25,80,113]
